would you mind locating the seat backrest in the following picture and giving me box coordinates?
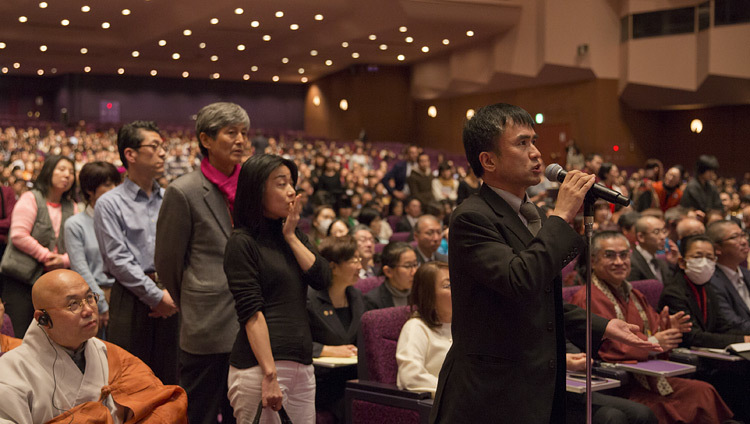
[361,306,411,384]
[389,232,411,242]
[296,217,311,235]
[562,285,581,303]
[355,276,385,295]
[374,243,386,254]
[386,215,400,232]
[630,279,663,310]
[1,314,15,338]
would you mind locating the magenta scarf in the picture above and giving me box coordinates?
[201,158,240,212]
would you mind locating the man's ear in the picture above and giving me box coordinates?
[636,232,645,245]
[199,132,212,151]
[123,147,138,166]
[478,151,496,174]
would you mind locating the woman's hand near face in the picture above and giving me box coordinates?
[282,194,302,240]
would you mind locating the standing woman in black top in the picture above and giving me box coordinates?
[225,154,330,423]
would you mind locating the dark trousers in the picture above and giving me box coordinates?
[180,350,235,424]
[1,276,34,337]
[566,392,657,424]
[108,281,179,385]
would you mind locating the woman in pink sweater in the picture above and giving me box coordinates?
[2,155,78,337]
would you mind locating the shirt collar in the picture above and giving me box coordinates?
[635,244,654,263]
[717,263,742,283]
[122,177,163,201]
[487,184,530,224]
[85,204,95,217]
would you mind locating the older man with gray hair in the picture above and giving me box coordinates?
[413,214,448,265]
[155,102,249,424]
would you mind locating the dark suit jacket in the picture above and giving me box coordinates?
[394,215,415,233]
[415,248,448,265]
[680,178,722,213]
[628,247,671,283]
[430,184,608,424]
[307,285,365,357]
[660,271,745,349]
[363,281,396,311]
[381,161,409,195]
[407,169,435,206]
[709,266,750,334]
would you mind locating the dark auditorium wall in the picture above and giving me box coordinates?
[304,65,413,143]
[0,74,306,131]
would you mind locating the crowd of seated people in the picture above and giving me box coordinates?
[0,110,749,423]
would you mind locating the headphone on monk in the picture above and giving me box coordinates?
[37,309,54,328]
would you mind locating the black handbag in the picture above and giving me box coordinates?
[251,401,293,424]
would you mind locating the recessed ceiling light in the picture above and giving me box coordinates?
[275,11,284,18]
[301,77,308,83]
[251,21,260,28]
[290,24,299,30]
[237,44,246,51]
[339,99,348,110]
[369,34,377,41]
[81,5,90,12]
[399,26,407,32]
[0,42,6,49]
[13,62,21,69]
[341,42,349,48]
[352,52,360,58]
[212,73,220,79]
[39,45,48,52]
[1,67,7,74]
[314,14,324,21]
[251,66,258,72]
[313,96,320,106]
[234,8,244,15]
[428,105,437,118]
[39,2,48,8]
[405,37,413,43]
[183,29,192,36]
[122,9,131,15]
[37,69,44,76]
[210,55,218,61]
[61,19,70,26]
[51,68,57,74]
[117,68,124,74]
[298,68,305,74]
[310,50,318,56]
[466,30,474,37]
[132,50,139,57]
[262,35,271,41]
[281,57,289,63]
[158,40,167,46]
[182,71,189,78]
[84,66,91,73]
[81,47,88,54]
[325,59,333,66]
[243,74,250,80]
[210,18,219,25]
[199,42,206,49]
[101,22,110,29]
[421,46,429,53]
[172,53,180,60]
[18,16,28,23]
[379,44,388,50]
[442,39,450,45]
[272,75,280,82]
[397,54,405,61]
[150,70,157,76]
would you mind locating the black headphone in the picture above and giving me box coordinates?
[37,309,53,328]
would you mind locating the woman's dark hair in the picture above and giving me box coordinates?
[679,234,714,257]
[597,162,615,182]
[357,207,381,227]
[79,161,121,203]
[438,162,452,174]
[234,154,298,234]
[380,241,415,270]
[409,261,449,329]
[327,218,349,236]
[388,198,404,216]
[34,155,77,201]
[319,235,358,265]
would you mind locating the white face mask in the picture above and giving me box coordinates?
[316,218,333,234]
[684,257,716,285]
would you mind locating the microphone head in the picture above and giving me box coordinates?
[545,163,563,181]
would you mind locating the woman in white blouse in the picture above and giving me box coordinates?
[395,261,451,397]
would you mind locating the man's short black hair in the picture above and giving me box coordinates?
[696,155,719,176]
[117,121,160,169]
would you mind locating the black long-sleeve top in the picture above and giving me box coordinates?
[225,218,330,369]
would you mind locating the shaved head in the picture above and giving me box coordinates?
[32,269,89,310]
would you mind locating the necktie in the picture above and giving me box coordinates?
[519,202,542,236]
[650,258,663,283]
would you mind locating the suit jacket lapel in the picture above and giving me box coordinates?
[315,289,347,337]
[479,184,533,247]
[201,173,232,238]
[632,249,656,280]
[716,268,750,316]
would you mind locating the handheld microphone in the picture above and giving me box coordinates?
[545,163,630,207]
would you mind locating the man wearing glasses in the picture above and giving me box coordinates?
[628,216,676,284]
[94,121,179,384]
[0,269,187,423]
[707,220,750,333]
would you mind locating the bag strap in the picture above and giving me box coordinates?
[252,401,293,424]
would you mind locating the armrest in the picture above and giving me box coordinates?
[669,351,699,366]
[346,380,432,400]
[593,366,630,386]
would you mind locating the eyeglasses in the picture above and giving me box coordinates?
[356,236,375,244]
[138,143,165,152]
[685,254,717,261]
[55,293,99,314]
[644,228,669,236]
[396,262,419,270]
[720,232,750,244]
[601,250,631,261]
[348,257,362,264]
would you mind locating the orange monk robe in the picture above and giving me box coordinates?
[571,281,733,424]
[0,333,22,353]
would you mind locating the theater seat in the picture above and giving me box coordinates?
[346,306,432,424]
[355,276,385,295]
[386,215,401,232]
[389,232,411,242]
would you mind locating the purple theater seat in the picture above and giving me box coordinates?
[386,215,401,232]
[562,285,581,303]
[351,400,420,424]
[297,217,312,235]
[374,243,386,254]
[390,232,411,242]
[1,313,14,338]
[355,276,385,295]
[315,410,336,424]
[630,279,663,310]
[361,306,411,384]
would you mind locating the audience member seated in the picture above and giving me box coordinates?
[364,242,417,311]
[681,155,722,214]
[571,231,734,424]
[64,161,122,337]
[396,261,451,397]
[456,167,480,205]
[358,207,392,244]
[707,220,750,333]
[413,215,448,265]
[0,296,21,355]
[351,225,378,278]
[0,269,187,423]
[308,236,364,423]
[675,217,705,240]
[328,218,350,238]
[310,205,337,246]
[407,153,434,206]
[652,165,684,213]
[395,197,421,234]
[432,162,458,203]
[628,216,675,284]
[381,145,419,201]
[618,211,641,247]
